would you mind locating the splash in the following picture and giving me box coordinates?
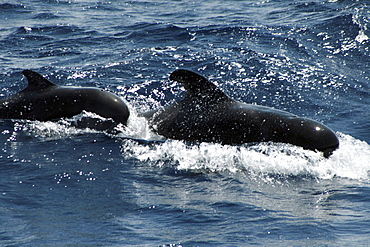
[353,5,370,43]
[16,110,370,181]
[17,111,107,141]
[121,118,370,180]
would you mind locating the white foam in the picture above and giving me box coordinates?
[121,125,370,180]
[114,108,164,141]
[356,30,369,43]
[19,110,370,181]
[20,120,95,140]
[18,111,105,141]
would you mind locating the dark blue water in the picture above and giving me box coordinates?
[1,0,370,246]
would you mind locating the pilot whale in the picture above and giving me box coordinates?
[144,69,339,157]
[0,70,129,125]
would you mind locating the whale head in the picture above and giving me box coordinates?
[287,117,339,158]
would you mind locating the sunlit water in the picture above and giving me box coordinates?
[1,0,370,246]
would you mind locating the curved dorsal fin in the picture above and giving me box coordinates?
[22,70,58,92]
[169,69,231,102]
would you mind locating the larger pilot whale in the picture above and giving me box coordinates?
[0,70,129,125]
[143,69,339,157]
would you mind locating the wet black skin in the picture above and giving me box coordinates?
[144,69,339,158]
[0,70,129,125]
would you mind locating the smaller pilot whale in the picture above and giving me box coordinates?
[0,70,129,125]
[144,69,339,157]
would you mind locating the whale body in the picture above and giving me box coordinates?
[0,70,129,125]
[144,69,339,157]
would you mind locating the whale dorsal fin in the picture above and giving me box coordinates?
[22,70,58,92]
[169,69,231,102]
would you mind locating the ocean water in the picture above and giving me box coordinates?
[1,0,370,246]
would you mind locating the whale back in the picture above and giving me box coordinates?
[0,70,130,125]
[148,69,339,157]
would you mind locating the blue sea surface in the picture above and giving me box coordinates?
[1,0,370,246]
